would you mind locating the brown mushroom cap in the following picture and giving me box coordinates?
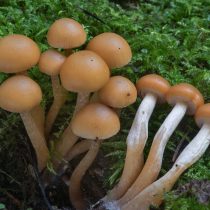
[98,76,137,108]
[166,83,204,115]
[136,74,170,103]
[71,103,120,140]
[38,49,66,76]
[47,18,86,49]
[0,34,40,73]
[86,32,132,69]
[60,50,110,93]
[195,104,210,127]
[0,75,42,113]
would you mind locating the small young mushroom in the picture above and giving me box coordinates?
[0,75,49,171]
[118,83,204,206]
[47,18,86,55]
[54,50,110,164]
[98,76,137,108]
[121,103,210,210]
[86,32,132,69]
[38,49,67,137]
[69,102,120,210]
[103,74,170,202]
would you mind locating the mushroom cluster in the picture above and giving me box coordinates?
[0,17,209,210]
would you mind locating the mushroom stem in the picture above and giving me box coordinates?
[20,111,49,171]
[66,139,93,162]
[104,93,157,201]
[30,105,45,139]
[118,102,187,205]
[69,140,100,210]
[45,75,67,137]
[54,92,90,165]
[121,123,210,210]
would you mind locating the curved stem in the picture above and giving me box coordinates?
[53,92,90,166]
[105,93,157,201]
[69,140,100,210]
[20,111,49,171]
[118,102,187,206]
[121,124,210,210]
[45,75,67,138]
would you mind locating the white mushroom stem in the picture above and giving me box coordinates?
[53,92,90,166]
[104,93,157,202]
[118,102,187,205]
[20,111,49,171]
[69,140,100,210]
[121,123,210,210]
[45,75,67,137]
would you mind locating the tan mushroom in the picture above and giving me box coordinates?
[69,103,120,210]
[0,34,44,137]
[54,50,110,165]
[0,75,49,171]
[118,83,204,206]
[38,49,67,137]
[121,103,210,210]
[47,18,86,55]
[86,32,132,69]
[103,74,170,202]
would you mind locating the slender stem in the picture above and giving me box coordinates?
[121,124,210,210]
[118,102,187,206]
[30,105,45,139]
[45,75,67,137]
[105,93,157,201]
[20,111,49,171]
[69,140,100,210]
[53,92,90,166]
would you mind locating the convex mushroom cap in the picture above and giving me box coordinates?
[60,50,110,92]
[0,34,40,73]
[86,32,132,69]
[98,76,137,108]
[47,18,86,49]
[136,74,171,103]
[195,103,210,127]
[71,103,120,140]
[166,83,204,115]
[0,75,42,113]
[38,49,66,76]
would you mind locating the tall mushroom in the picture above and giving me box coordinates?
[121,103,210,210]
[38,49,66,137]
[118,83,204,206]
[69,102,120,210]
[0,34,44,136]
[54,50,110,165]
[44,18,87,136]
[103,74,170,202]
[0,75,49,171]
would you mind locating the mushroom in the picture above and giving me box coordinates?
[86,32,132,69]
[54,50,110,165]
[38,49,66,137]
[0,34,45,137]
[0,75,49,171]
[118,83,204,206]
[69,102,120,210]
[121,103,210,210]
[47,18,86,55]
[103,74,170,202]
[98,76,137,109]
